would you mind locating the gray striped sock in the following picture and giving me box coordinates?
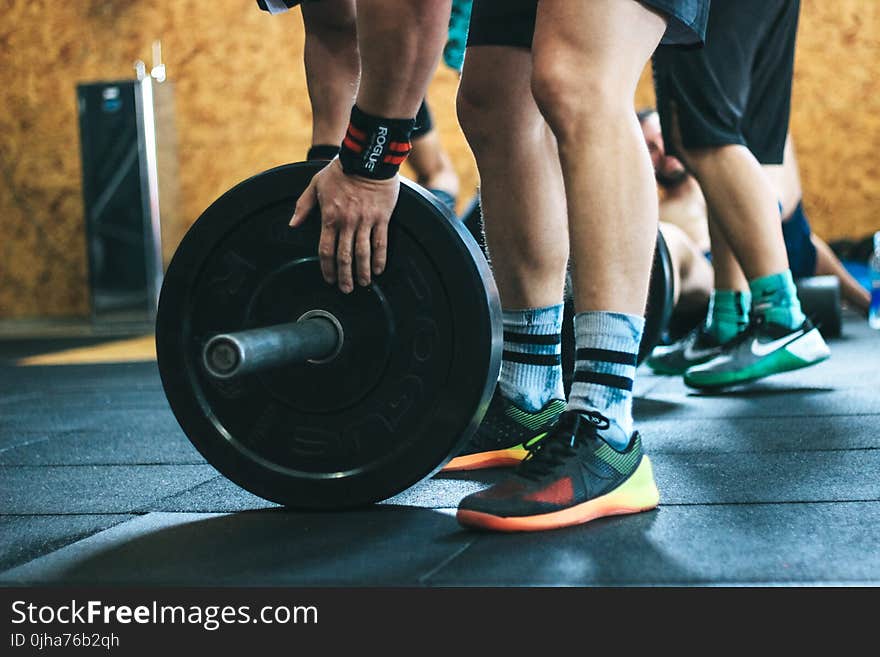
[568,311,644,448]
[499,304,565,412]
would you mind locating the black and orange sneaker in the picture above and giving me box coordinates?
[443,387,566,472]
[456,410,659,532]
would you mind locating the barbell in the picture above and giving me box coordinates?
[156,162,674,509]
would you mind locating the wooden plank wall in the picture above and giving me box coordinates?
[1,0,876,318]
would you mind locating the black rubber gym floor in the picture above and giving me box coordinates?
[1,312,878,586]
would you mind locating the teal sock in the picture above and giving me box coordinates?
[704,289,750,343]
[749,270,806,329]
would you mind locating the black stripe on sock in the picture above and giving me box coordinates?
[573,370,633,391]
[575,347,638,366]
[503,331,561,345]
[502,350,561,366]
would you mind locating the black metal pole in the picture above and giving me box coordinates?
[202,316,341,379]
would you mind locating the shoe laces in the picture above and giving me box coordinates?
[517,410,609,481]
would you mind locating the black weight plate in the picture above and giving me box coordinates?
[156,162,502,510]
[642,230,675,362]
[797,275,842,338]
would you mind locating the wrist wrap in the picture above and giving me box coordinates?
[339,105,415,179]
[306,144,341,161]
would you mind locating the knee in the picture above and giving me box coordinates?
[531,61,629,143]
[303,1,357,39]
[659,223,692,275]
[676,143,742,177]
[458,78,550,158]
[456,79,504,154]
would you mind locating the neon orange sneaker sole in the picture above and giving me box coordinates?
[443,447,528,472]
[456,457,660,532]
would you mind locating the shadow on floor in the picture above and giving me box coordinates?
[632,397,685,419]
[688,385,835,399]
[5,506,466,586]
[3,499,702,586]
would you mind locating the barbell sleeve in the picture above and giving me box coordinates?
[202,316,341,379]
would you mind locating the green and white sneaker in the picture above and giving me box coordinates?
[684,318,830,390]
[647,326,727,375]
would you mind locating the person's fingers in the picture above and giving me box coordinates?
[355,223,373,287]
[371,220,389,276]
[317,217,338,285]
[335,223,356,294]
[290,180,318,227]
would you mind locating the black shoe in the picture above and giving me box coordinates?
[443,387,566,471]
[456,410,659,532]
[684,318,830,389]
[646,326,727,375]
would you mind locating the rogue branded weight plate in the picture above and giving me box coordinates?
[156,162,502,509]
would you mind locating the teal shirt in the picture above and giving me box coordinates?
[444,0,473,72]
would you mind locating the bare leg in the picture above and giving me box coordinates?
[765,135,869,313]
[531,0,666,314]
[762,135,801,218]
[408,129,460,201]
[458,47,568,308]
[813,235,871,315]
[301,0,360,146]
[453,0,668,529]
[532,0,666,444]
[660,222,713,311]
[707,211,749,292]
[682,144,789,279]
[457,46,569,412]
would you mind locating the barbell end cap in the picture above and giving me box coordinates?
[203,336,243,379]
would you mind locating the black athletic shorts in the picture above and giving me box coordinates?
[653,0,800,165]
[256,0,303,13]
[467,0,708,49]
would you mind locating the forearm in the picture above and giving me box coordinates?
[291,1,452,293]
[354,0,452,118]
[812,235,871,314]
[302,0,360,145]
